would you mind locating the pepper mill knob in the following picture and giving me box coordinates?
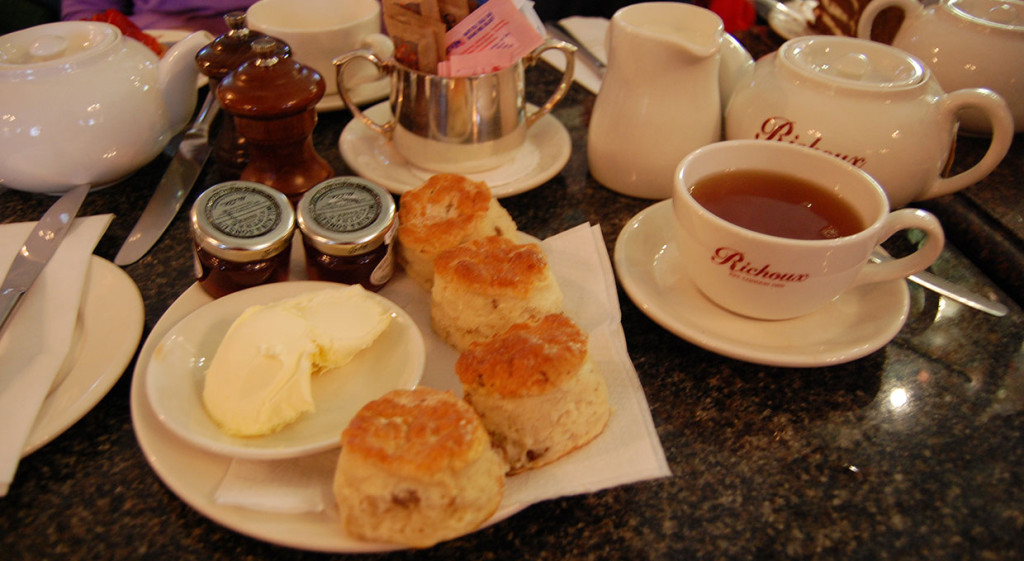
[217,36,333,204]
[195,12,291,177]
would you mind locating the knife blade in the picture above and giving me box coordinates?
[870,249,1009,317]
[0,183,90,334]
[114,91,220,266]
[544,21,606,78]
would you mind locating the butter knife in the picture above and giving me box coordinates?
[0,183,90,334]
[114,91,220,266]
[870,249,1009,317]
[544,22,606,77]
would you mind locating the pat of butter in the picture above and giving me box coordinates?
[202,286,393,437]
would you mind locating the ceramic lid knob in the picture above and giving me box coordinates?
[194,12,290,83]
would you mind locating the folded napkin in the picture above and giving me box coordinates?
[0,214,112,496]
[214,222,671,518]
[214,223,671,516]
[541,16,609,95]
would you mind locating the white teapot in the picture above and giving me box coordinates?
[0,22,212,194]
[724,36,1014,209]
[858,0,1024,134]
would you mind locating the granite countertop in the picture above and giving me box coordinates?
[2,31,1023,560]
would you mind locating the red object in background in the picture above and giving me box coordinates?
[85,9,166,56]
[708,0,757,32]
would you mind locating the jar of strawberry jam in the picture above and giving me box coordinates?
[296,177,397,291]
[190,181,295,298]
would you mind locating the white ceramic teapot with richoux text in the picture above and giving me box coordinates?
[587,2,754,200]
[724,36,1013,209]
[0,21,211,194]
[858,0,1024,134]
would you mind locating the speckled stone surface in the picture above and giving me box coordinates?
[2,28,1023,561]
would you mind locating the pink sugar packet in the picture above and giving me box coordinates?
[438,48,520,77]
[440,0,543,76]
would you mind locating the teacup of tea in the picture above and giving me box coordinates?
[246,0,393,96]
[672,140,945,320]
[333,38,577,173]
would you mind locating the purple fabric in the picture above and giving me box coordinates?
[61,0,255,33]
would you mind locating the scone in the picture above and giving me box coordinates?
[455,313,610,473]
[333,388,507,548]
[431,235,563,351]
[397,173,518,289]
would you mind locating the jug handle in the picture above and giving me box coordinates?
[921,88,1014,201]
[857,0,920,41]
[523,38,577,128]
[334,50,395,139]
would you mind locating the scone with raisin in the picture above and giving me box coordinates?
[333,388,507,548]
[397,174,518,289]
[456,314,610,473]
[431,236,563,351]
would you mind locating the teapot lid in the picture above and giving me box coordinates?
[779,36,927,90]
[195,11,290,82]
[217,36,324,117]
[0,21,121,72]
[948,0,1024,32]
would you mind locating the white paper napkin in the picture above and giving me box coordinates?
[0,214,113,496]
[214,223,671,516]
[541,16,609,95]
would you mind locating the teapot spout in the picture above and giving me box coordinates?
[158,31,214,133]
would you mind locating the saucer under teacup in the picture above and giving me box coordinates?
[613,200,911,367]
[338,102,571,197]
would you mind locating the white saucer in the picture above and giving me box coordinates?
[317,78,391,112]
[23,257,144,455]
[339,102,572,198]
[768,0,817,40]
[131,275,524,552]
[613,201,910,367]
[145,282,424,460]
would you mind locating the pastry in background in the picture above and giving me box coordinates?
[456,313,610,473]
[333,387,506,548]
[431,235,563,351]
[397,173,519,289]
[809,0,908,43]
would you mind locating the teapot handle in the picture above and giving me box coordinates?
[922,88,1014,201]
[857,0,921,41]
[523,38,577,128]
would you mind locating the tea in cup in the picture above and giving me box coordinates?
[333,38,577,173]
[246,0,393,96]
[672,140,945,320]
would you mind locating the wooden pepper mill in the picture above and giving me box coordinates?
[216,36,333,204]
[196,12,290,177]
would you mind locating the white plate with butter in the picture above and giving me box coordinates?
[145,281,425,460]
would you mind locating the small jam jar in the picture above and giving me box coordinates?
[296,177,397,291]
[190,181,295,298]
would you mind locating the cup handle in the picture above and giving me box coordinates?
[917,88,1015,201]
[852,208,945,287]
[333,49,394,138]
[522,38,577,128]
[856,0,919,41]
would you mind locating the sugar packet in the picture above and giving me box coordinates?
[440,0,544,77]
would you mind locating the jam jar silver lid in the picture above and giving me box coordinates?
[297,176,397,257]
[190,180,295,262]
